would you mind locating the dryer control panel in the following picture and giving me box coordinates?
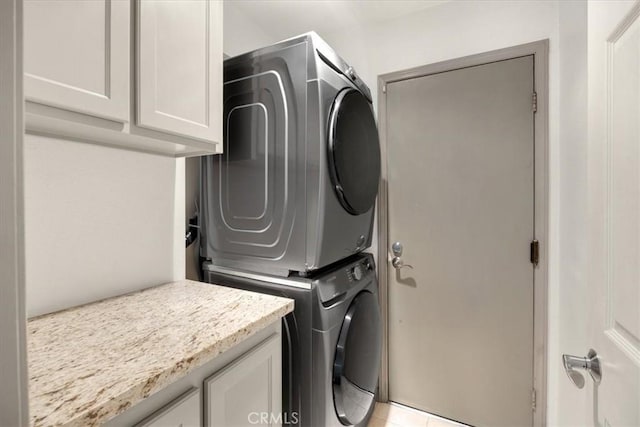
[315,254,376,305]
[346,256,374,283]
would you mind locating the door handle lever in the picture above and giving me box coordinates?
[562,349,602,389]
[391,256,413,269]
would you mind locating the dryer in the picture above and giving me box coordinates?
[200,32,381,276]
[204,253,382,427]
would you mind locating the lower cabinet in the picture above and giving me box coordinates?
[135,388,201,427]
[205,335,281,426]
[105,322,282,427]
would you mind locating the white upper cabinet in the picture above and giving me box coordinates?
[137,0,222,143]
[23,0,223,157]
[24,0,130,122]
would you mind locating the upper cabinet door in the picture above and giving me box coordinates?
[24,0,130,122]
[136,0,223,144]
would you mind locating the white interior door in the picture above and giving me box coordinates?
[587,1,640,425]
[385,56,535,427]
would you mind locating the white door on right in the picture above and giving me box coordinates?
[587,1,640,425]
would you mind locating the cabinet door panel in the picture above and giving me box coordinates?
[137,0,222,143]
[24,0,129,121]
[205,335,281,427]
[135,388,200,427]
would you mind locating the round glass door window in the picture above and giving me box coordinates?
[328,89,381,215]
[333,291,382,425]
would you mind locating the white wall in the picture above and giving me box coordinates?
[24,135,184,317]
[223,2,279,57]
[554,2,589,425]
[315,2,587,425]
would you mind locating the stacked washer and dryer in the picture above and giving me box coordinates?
[200,32,382,427]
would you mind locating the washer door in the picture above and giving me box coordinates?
[333,291,382,425]
[328,89,381,215]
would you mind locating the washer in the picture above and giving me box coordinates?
[204,253,382,427]
[200,32,381,276]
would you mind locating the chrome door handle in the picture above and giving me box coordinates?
[562,349,602,389]
[390,242,413,269]
[391,256,413,269]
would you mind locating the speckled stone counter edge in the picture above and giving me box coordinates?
[27,280,294,427]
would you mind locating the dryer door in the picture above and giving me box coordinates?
[328,89,381,215]
[333,290,382,425]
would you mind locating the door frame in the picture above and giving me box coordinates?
[376,40,549,427]
[0,0,29,425]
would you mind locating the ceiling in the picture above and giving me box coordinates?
[227,0,449,41]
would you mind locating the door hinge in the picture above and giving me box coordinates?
[532,388,537,411]
[382,84,387,94]
[532,91,538,113]
[530,239,539,266]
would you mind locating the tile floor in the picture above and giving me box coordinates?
[368,402,467,427]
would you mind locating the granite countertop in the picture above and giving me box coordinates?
[27,280,294,427]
